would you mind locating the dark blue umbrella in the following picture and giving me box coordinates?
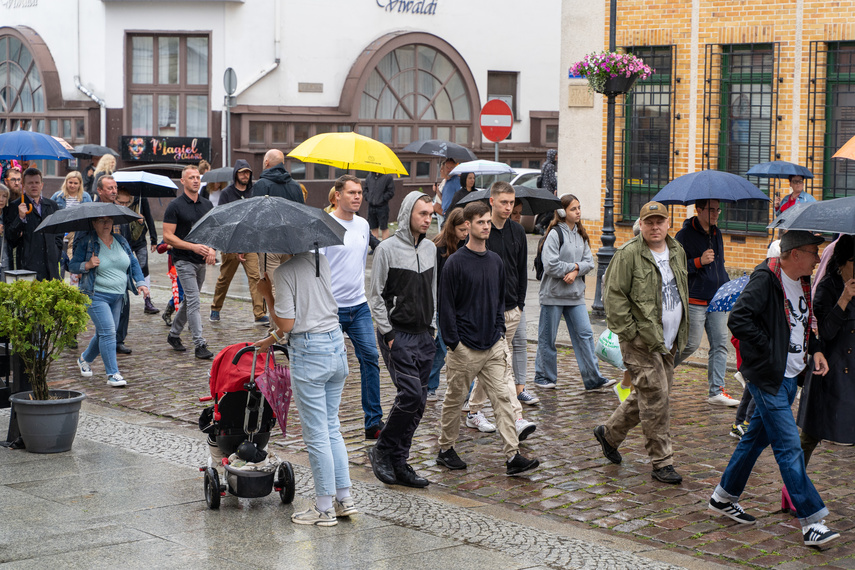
[0,131,74,161]
[652,170,770,205]
[707,275,750,313]
[746,161,814,179]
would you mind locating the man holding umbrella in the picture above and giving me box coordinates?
[4,167,61,280]
[674,199,739,406]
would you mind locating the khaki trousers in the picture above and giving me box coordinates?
[603,336,676,469]
[211,252,265,319]
[439,340,519,459]
[469,307,523,420]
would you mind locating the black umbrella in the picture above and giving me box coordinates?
[767,197,855,234]
[457,185,562,216]
[201,166,235,183]
[34,202,142,234]
[71,144,120,159]
[185,195,345,255]
[402,139,477,163]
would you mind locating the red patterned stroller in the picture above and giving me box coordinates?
[198,342,295,509]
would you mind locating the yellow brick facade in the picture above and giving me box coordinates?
[584,0,855,273]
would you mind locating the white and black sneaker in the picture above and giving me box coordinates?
[803,521,839,547]
[708,497,756,524]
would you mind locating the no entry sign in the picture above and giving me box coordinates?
[480,99,513,143]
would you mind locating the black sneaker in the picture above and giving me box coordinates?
[803,521,840,547]
[367,446,396,485]
[115,343,132,355]
[437,447,467,470]
[167,335,186,352]
[393,463,429,488]
[708,497,756,524]
[651,464,683,484]
[195,344,214,360]
[506,453,539,475]
[593,425,622,464]
[365,421,385,440]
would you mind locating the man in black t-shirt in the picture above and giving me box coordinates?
[163,165,215,359]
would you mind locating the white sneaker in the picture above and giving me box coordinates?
[461,398,470,412]
[734,371,745,388]
[515,418,537,441]
[77,356,92,378]
[466,411,496,433]
[107,373,126,387]
[708,392,739,406]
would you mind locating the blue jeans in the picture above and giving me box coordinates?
[289,328,351,497]
[716,376,828,526]
[338,302,383,429]
[82,291,123,376]
[675,305,729,397]
[428,321,446,392]
[535,303,608,389]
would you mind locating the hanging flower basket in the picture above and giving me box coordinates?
[569,51,654,96]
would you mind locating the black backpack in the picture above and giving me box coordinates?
[533,228,564,280]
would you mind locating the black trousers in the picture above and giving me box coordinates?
[375,330,436,467]
[117,292,129,345]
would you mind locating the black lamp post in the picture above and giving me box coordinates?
[592,0,619,318]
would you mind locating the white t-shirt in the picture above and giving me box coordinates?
[651,246,682,352]
[781,272,808,378]
[318,213,370,308]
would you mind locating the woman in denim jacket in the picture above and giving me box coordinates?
[70,216,148,387]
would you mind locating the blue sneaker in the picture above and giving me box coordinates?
[517,389,540,405]
[255,315,270,326]
[534,380,556,389]
[209,310,220,322]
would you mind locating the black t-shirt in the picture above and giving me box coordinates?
[163,192,213,264]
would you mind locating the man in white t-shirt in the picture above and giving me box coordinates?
[596,201,689,484]
[319,175,384,440]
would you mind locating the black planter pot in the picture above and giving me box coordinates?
[593,73,640,96]
[9,390,86,453]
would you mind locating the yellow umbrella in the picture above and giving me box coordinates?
[833,134,855,160]
[287,131,408,176]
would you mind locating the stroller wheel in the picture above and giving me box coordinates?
[277,462,295,505]
[204,467,221,509]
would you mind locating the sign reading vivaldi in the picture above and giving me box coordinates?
[120,136,210,163]
[375,0,437,15]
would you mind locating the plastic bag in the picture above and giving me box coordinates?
[595,329,626,371]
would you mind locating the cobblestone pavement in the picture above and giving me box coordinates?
[49,286,855,569]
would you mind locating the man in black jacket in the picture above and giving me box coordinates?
[364,171,395,240]
[250,149,304,204]
[709,231,839,547]
[4,167,61,280]
[116,189,159,315]
[674,199,738,406]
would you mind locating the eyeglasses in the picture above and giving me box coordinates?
[796,248,820,259]
[791,179,805,185]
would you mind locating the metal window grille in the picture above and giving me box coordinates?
[702,43,779,232]
[618,45,677,221]
[807,41,855,200]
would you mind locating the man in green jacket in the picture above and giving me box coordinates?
[594,201,689,484]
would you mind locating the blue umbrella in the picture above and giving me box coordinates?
[652,170,770,205]
[746,161,813,179]
[707,275,750,313]
[0,131,74,161]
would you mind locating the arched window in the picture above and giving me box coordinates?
[0,34,44,131]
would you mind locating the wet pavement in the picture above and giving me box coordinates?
[33,223,855,569]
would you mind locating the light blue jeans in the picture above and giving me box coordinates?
[289,328,351,497]
[675,305,729,397]
[82,290,124,376]
[535,303,608,390]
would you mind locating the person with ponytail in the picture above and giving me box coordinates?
[533,194,615,391]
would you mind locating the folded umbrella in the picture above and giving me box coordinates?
[112,171,178,198]
[766,196,855,234]
[34,202,142,234]
[652,170,770,205]
[0,131,74,161]
[457,185,561,216]
[71,144,120,159]
[707,275,750,313]
[201,166,235,183]
[746,161,813,179]
[450,159,516,177]
[402,139,477,163]
[288,131,408,176]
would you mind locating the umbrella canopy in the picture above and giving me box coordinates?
[457,185,562,216]
[746,161,814,179]
[450,159,516,177]
[112,171,178,198]
[34,202,142,234]
[201,166,235,183]
[185,195,345,255]
[288,131,408,176]
[71,144,120,159]
[707,275,750,313]
[0,131,74,161]
[401,139,477,163]
[652,170,770,205]
[766,196,855,234]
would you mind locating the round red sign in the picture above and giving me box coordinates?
[480,99,514,143]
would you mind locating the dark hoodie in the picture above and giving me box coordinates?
[675,216,729,303]
[542,149,558,194]
[218,159,254,206]
[251,163,304,203]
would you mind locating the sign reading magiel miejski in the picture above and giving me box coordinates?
[121,136,211,163]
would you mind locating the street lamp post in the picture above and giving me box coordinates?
[591,0,618,318]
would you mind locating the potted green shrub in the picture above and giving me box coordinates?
[0,279,90,453]
[569,51,654,96]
